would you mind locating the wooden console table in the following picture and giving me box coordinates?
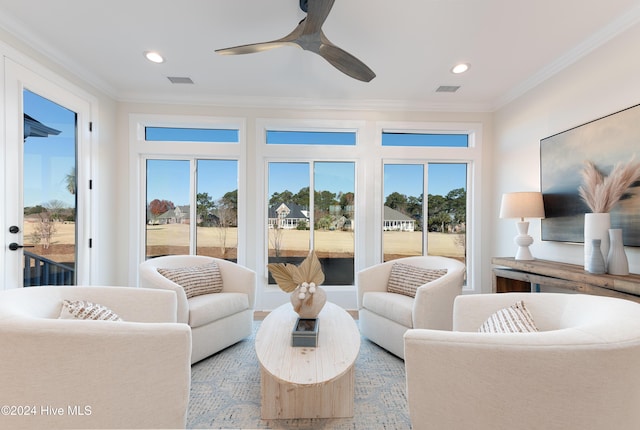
[492,257,640,303]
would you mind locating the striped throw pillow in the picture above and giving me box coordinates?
[59,299,123,321]
[158,263,223,299]
[387,263,448,298]
[478,300,539,333]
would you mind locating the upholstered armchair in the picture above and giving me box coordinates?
[0,285,191,430]
[139,255,256,364]
[357,255,466,358]
[404,293,640,430]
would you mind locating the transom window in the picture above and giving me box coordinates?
[145,127,238,143]
[266,130,356,146]
[382,132,468,147]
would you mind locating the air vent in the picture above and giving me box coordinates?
[167,76,194,84]
[436,85,460,93]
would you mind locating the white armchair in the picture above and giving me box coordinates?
[404,293,640,430]
[0,285,191,430]
[357,255,465,358]
[139,255,256,364]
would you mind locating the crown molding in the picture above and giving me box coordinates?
[494,3,640,110]
[0,10,117,98]
[116,91,494,113]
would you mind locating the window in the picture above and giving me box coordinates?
[196,160,238,259]
[267,130,356,146]
[144,158,239,260]
[134,119,243,268]
[145,127,238,143]
[267,161,355,285]
[382,132,468,147]
[382,131,469,272]
[146,159,190,258]
[383,164,424,259]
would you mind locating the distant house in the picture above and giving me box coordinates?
[383,206,415,231]
[268,203,309,229]
[148,205,190,225]
[174,205,190,224]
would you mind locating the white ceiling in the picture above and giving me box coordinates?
[0,0,639,111]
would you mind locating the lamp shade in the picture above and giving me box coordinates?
[499,192,545,219]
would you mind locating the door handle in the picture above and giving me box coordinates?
[8,243,34,251]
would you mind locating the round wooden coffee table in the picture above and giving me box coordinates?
[255,301,360,419]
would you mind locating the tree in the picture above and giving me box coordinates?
[339,192,354,210]
[196,192,214,224]
[427,194,448,232]
[446,188,467,226]
[30,211,56,249]
[213,197,237,257]
[65,167,76,195]
[406,194,423,230]
[293,187,310,207]
[426,188,466,232]
[221,189,238,211]
[385,192,408,213]
[149,199,174,216]
[269,190,294,206]
[44,199,67,222]
[269,225,284,257]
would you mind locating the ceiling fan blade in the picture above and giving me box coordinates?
[318,43,376,82]
[303,0,335,35]
[215,41,290,55]
[216,20,305,55]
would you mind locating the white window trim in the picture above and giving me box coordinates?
[256,118,367,310]
[2,53,96,288]
[376,121,483,293]
[128,114,246,287]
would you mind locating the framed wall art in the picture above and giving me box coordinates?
[540,103,640,246]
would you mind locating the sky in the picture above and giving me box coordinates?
[23,89,76,208]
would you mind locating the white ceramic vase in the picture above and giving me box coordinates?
[584,213,610,271]
[290,285,327,319]
[607,228,629,275]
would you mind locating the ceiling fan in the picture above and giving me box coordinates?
[215,0,376,82]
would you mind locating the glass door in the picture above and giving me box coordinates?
[18,91,78,285]
[4,59,90,288]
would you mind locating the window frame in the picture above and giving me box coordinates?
[129,114,246,286]
[376,121,482,293]
[256,119,367,310]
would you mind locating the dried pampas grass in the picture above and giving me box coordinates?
[578,156,640,213]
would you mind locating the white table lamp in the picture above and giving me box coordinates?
[500,192,545,260]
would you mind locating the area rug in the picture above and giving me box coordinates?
[187,322,410,429]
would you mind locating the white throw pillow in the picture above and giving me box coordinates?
[158,262,223,299]
[478,300,539,333]
[59,299,123,321]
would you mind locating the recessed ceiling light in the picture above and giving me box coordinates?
[144,51,164,64]
[451,63,470,74]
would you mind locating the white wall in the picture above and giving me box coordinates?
[493,21,640,275]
